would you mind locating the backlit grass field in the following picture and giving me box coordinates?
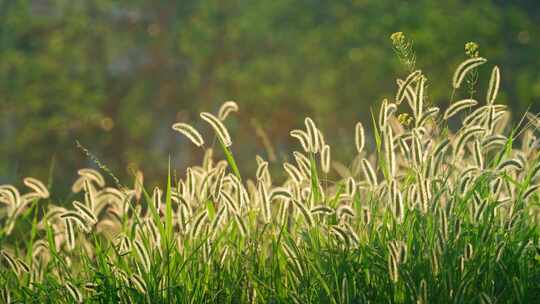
[1,39,540,303]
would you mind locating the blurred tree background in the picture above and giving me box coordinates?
[1,0,540,195]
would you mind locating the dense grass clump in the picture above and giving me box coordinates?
[2,49,540,303]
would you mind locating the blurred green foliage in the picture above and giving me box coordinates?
[1,0,540,193]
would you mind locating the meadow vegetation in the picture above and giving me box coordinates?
[1,35,540,303]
